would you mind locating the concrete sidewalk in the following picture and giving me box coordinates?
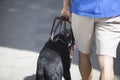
[0,0,120,80]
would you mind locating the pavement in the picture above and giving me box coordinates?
[0,0,120,80]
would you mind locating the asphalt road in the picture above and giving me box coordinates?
[0,0,120,80]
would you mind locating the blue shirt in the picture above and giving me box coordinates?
[70,0,120,18]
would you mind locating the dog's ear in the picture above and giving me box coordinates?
[68,31,76,51]
[68,30,75,46]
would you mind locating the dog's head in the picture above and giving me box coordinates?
[53,29,75,51]
[44,28,75,60]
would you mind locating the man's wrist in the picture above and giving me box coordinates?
[63,0,70,10]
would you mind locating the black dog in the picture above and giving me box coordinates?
[36,30,74,80]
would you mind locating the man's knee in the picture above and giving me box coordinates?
[98,55,114,70]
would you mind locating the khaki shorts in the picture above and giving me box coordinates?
[71,13,120,58]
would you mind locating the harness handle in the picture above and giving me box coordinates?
[49,16,70,41]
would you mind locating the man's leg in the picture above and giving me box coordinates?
[98,55,114,80]
[78,52,93,80]
[95,16,120,80]
[71,13,95,80]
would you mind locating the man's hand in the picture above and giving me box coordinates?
[60,0,71,22]
[60,8,71,19]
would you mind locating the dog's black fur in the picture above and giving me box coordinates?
[36,30,74,80]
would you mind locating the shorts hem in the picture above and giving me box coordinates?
[96,50,116,58]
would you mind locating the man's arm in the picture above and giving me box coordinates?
[63,0,71,10]
[60,0,71,20]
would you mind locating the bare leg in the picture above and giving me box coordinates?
[98,55,114,80]
[78,52,93,80]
